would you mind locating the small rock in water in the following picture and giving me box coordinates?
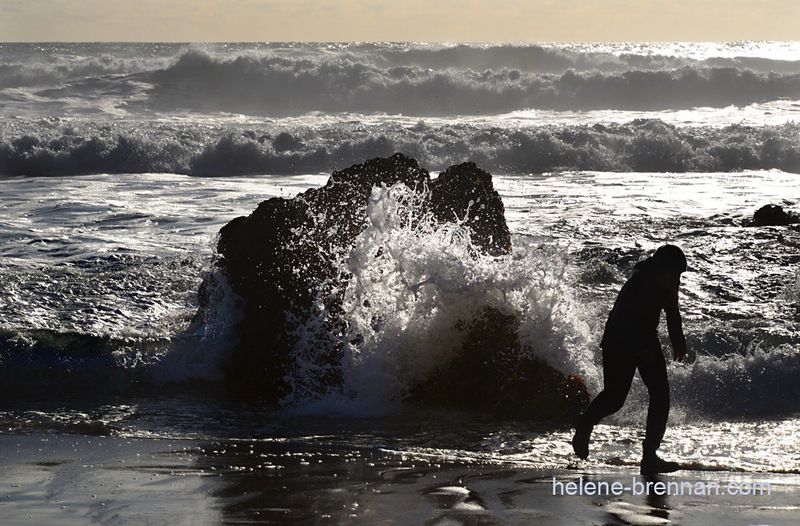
[752,204,800,226]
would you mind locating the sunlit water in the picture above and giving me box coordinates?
[1,169,798,475]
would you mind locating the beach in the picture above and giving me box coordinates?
[4,430,800,525]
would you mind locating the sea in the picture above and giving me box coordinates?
[1,42,800,523]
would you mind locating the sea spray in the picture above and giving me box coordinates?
[154,267,244,384]
[280,183,596,413]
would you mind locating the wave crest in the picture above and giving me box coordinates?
[5,43,800,119]
[144,50,800,116]
[3,119,799,176]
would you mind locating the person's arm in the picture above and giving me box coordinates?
[664,288,687,361]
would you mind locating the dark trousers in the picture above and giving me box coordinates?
[582,345,670,455]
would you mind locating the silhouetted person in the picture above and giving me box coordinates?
[572,245,688,475]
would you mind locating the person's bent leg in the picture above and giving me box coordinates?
[573,347,636,458]
[582,347,637,425]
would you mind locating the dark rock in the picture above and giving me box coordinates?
[410,307,589,421]
[199,153,586,419]
[429,162,511,256]
[214,154,431,398]
[752,204,800,226]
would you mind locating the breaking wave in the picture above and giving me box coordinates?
[139,49,800,117]
[3,119,799,176]
[0,255,239,396]
[3,42,800,120]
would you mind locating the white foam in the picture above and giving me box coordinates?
[282,183,596,411]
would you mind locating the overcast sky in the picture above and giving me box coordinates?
[1,0,798,42]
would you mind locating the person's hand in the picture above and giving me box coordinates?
[673,345,687,362]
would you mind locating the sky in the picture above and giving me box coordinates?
[1,0,798,42]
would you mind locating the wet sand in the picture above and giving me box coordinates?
[2,434,799,525]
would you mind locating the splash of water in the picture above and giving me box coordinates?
[280,183,596,413]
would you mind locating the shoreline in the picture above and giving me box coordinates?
[3,433,800,525]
